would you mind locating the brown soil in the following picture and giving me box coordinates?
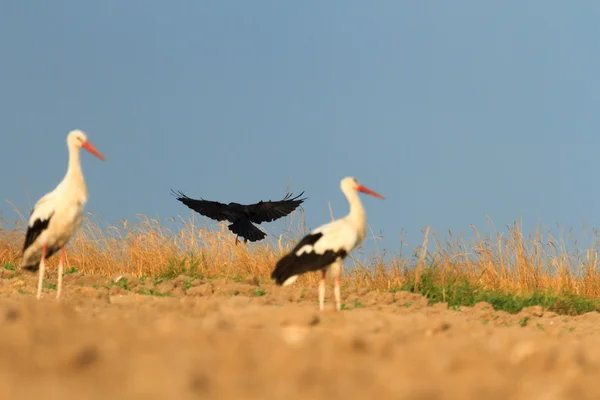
[0,271,599,400]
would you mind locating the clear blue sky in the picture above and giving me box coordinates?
[2,1,600,259]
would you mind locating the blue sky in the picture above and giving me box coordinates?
[2,1,600,259]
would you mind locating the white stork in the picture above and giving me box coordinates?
[271,176,384,311]
[20,129,105,300]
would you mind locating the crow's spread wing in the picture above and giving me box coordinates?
[247,191,306,224]
[171,189,242,222]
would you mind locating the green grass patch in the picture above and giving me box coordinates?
[183,279,195,290]
[340,299,364,311]
[3,263,16,271]
[104,278,129,291]
[536,323,544,331]
[393,269,600,316]
[157,254,205,280]
[136,288,173,297]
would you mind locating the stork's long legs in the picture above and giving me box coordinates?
[56,247,65,300]
[36,243,47,300]
[332,261,342,311]
[318,269,326,311]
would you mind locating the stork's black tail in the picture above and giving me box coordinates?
[271,252,300,285]
[228,218,267,242]
[22,262,41,272]
[21,246,60,272]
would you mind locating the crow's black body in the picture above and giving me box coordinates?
[171,189,306,243]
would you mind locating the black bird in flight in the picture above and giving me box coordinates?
[171,189,307,244]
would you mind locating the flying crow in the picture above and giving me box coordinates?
[171,189,306,244]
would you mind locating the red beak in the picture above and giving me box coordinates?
[82,141,105,161]
[357,185,385,199]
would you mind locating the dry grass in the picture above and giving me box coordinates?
[2,202,600,299]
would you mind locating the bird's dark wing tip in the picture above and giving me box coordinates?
[170,189,188,200]
[283,191,307,202]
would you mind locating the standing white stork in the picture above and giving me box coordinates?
[271,176,384,311]
[20,129,105,300]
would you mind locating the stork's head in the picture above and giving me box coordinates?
[67,129,105,161]
[341,176,385,199]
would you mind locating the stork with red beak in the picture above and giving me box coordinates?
[271,176,384,311]
[20,129,105,300]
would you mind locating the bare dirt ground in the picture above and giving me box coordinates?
[0,271,599,400]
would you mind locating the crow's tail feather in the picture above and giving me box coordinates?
[228,219,267,242]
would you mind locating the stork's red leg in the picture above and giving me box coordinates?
[56,247,66,300]
[36,243,47,300]
[332,261,342,311]
[318,269,326,311]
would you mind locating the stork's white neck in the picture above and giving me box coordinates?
[343,186,367,242]
[64,143,86,194]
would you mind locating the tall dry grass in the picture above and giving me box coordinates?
[2,202,600,297]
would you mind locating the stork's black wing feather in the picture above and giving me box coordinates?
[22,212,54,254]
[171,189,242,222]
[246,191,306,224]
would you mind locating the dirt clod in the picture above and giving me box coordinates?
[186,284,213,297]
[5,308,20,322]
[72,346,99,369]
